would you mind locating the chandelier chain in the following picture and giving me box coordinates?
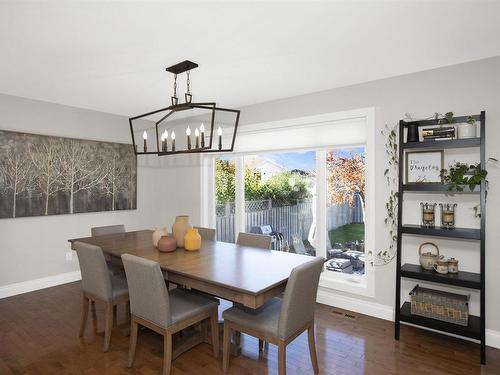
[186,70,191,94]
[173,73,177,98]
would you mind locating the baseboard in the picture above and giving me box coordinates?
[317,288,394,321]
[317,288,500,349]
[0,270,81,299]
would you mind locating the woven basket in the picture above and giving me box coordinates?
[410,285,469,326]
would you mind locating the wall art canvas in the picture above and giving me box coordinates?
[405,150,444,184]
[0,129,137,218]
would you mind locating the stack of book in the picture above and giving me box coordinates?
[422,126,456,141]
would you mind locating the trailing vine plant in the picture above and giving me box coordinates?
[368,124,398,266]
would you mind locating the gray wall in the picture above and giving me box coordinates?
[0,94,201,287]
[235,56,500,330]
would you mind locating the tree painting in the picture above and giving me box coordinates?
[327,151,366,220]
[0,130,137,218]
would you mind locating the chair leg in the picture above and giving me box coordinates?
[163,333,172,375]
[278,340,286,375]
[308,323,319,374]
[210,309,219,358]
[79,295,89,337]
[90,300,98,333]
[127,319,139,368]
[222,321,231,373]
[258,339,264,352]
[103,302,114,352]
[113,304,118,327]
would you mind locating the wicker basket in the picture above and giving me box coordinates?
[409,285,470,326]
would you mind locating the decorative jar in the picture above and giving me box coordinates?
[420,202,436,228]
[157,235,177,252]
[440,203,457,229]
[172,215,192,247]
[184,228,202,251]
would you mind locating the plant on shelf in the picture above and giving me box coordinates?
[440,162,488,192]
[466,115,476,126]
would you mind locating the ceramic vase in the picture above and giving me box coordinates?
[152,226,168,247]
[457,122,476,139]
[184,228,202,251]
[157,235,177,252]
[172,215,192,247]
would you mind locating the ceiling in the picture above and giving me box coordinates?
[1,1,500,117]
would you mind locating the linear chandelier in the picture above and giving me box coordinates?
[129,60,240,156]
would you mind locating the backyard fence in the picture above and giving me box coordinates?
[216,196,363,244]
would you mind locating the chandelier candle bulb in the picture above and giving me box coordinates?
[195,128,200,149]
[186,126,192,150]
[200,123,205,148]
[143,131,148,152]
[217,126,222,150]
[171,131,176,152]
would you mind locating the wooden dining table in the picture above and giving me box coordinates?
[68,229,315,309]
[68,230,316,358]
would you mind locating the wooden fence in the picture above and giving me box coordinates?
[216,197,363,244]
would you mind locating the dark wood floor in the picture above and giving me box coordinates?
[0,282,499,375]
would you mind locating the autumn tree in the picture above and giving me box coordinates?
[0,144,32,217]
[327,151,365,220]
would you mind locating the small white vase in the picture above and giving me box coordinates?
[457,122,476,139]
[152,226,168,248]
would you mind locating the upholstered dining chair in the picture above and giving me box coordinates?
[91,224,126,274]
[222,257,324,375]
[122,254,219,375]
[194,226,216,240]
[236,232,273,249]
[74,241,129,352]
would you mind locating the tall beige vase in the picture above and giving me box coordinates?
[172,216,192,247]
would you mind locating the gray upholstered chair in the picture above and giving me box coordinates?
[194,226,216,240]
[91,224,126,276]
[122,254,219,375]
[236,232,273,249]
[91,224,126,236]
[222,257,324,375]
[74,241,129,352]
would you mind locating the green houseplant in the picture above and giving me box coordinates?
[440,162,487,192]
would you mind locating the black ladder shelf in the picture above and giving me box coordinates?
[394,111,486,365]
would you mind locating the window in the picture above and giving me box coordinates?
[215,156,236,243]
[325,147,366,275]
[203,108,375,297]
[243,151,316,255]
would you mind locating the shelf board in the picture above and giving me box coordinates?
[401,264,481,289]
[402,184,480,193]
[402,138,480,150]
[402,115,481,127]
[401,224,480,240]
[400,302,481,340]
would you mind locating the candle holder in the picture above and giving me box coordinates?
[420,202,436,228]
[440,203,457,229]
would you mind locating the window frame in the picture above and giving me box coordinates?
[201,107,376,298]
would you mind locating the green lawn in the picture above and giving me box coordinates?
[329,223,365,244]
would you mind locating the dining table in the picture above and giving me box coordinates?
[68,229,317,357]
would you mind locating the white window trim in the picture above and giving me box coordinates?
[200,107,377,298]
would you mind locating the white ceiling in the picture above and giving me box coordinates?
[1,1,500,117]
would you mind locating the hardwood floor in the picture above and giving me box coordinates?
[0,281,499,375]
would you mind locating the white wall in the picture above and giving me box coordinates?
[0,94,201,289]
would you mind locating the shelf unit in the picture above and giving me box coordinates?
[394,111,486,364]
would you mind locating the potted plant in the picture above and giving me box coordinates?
[457,116,477,139]
[440,162,487,192]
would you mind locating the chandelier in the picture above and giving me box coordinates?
[129,60,240,156]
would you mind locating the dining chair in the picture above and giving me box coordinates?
[236,232,273,249]
[122,254,219,375]
[74,241,129,352]
[222,257,324,375]
[194,226,216,240]
[91,224,126,276]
